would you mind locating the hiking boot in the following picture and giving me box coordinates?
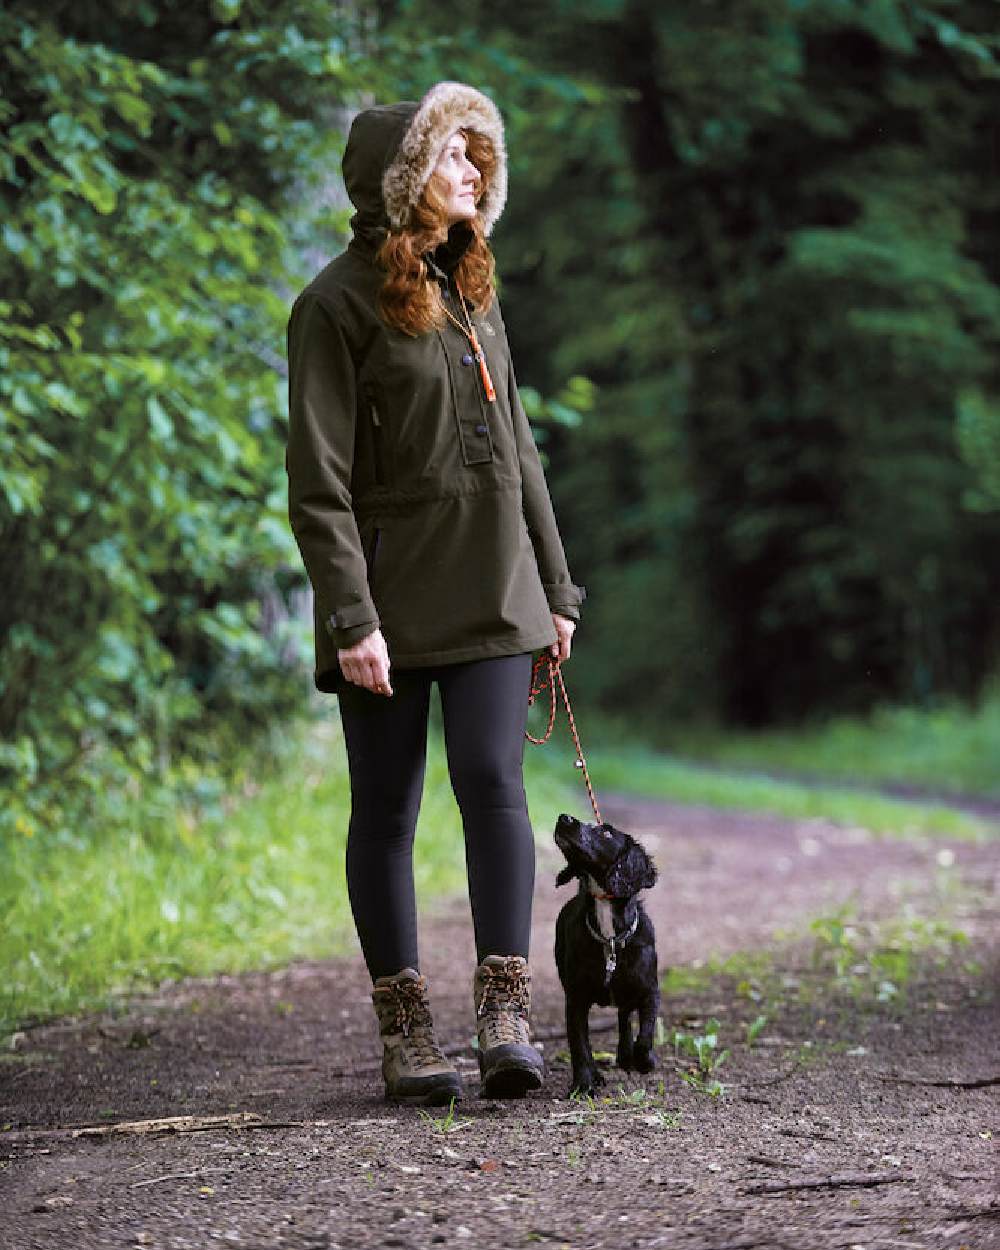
[371,968,463,1105]
[473,955,545,1098]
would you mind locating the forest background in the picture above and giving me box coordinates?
[2,0,999,1028]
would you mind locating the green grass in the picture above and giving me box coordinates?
[578,743,990,839]
[1,705,576,1036]
[5,690,994,1037]
[674,692,1000,801]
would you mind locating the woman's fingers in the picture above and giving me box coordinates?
[343,660,391,695]
[371,656,393,696]
[338,630,393,695]
[550,613,576,663]
[358,654,391,695]
[549,637,570,661]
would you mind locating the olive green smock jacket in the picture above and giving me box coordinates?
[286,238,585,694]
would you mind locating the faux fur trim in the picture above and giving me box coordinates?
[382,81,508,236]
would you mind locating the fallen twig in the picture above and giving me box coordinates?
[646,1238,765,1250]
[777,1127,840,1145]
[743,1170,915,1196]
[72,1113,305,1139]
[746,1153,797,1169]
[74,1113,263,1138]
[877,1073,1000,1089]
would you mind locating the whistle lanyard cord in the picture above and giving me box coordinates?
[525,653,602,826]
[440,281,497,402]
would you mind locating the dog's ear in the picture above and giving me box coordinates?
[607,837,657,896]
[555,864,578,888]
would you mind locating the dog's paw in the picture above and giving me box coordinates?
[616,1046,635,1071]
[633,1045,657,1074]
[569,1067,605,1098]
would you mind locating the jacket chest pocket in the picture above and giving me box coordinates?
[363,329,497,481]
[437,328,495,467]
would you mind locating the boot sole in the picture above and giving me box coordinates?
[385,1077,463,1107]
[479,1062,544,1099]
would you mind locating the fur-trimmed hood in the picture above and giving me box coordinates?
[342,81,508,246]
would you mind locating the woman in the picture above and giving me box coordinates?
[285,82,585,1104]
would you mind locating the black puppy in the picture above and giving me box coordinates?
[554,812,659,1096]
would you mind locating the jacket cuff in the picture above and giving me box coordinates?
[323,600,380,649]
[543,582,586,622]
[330,620,379,650]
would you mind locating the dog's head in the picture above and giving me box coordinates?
[553,813,657,898]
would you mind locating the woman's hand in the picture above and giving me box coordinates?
[338,628,394,696]
[549,613,576,664]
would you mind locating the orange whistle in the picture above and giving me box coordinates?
[470,330,496,401]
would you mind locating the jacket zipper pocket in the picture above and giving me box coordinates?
[367,526,381,577]
[370,400,386,485]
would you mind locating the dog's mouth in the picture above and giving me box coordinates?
[554,819,576,849]
[555,829,588,863]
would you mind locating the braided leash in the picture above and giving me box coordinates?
[525,653,603,825]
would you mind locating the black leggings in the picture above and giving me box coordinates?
[336,651,536,981]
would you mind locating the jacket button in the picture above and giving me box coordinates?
[461,353,473,365]
[476,423,487,435]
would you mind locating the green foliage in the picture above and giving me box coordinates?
[809,903,970,1003]
[0,1,367,833]
[418,1098,472,1134]
[680,687,1000,799]
[957,387,1000,511]
[669,1017,730,1096]
[381,0,1000,723]
[745,1014,768,1047]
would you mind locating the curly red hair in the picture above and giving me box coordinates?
[377,129,497,336]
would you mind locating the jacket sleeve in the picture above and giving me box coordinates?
[505,344,587,623]
[285,292,379,649]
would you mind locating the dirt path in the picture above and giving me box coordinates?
[2,795,998,1250]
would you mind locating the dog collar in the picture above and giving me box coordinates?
[586,877,614,902]
[585,907,639,984]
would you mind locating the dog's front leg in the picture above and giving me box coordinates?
[566,995,604,1097]
[616,1006,635,1071]
[632,989,660,1074]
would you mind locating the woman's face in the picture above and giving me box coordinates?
[431,129,481,226]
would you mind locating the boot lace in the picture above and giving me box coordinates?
[477,960,530,1045]
[385,977,446,1065]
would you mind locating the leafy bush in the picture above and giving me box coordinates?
[0,1,367,834]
